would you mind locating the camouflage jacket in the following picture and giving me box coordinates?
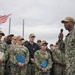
[34,49,52,71]
[8,45,29,66]
[0,41,8,65]
[65,28,75,60]
[53,47,65,65]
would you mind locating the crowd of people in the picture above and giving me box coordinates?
[0,16,75,75]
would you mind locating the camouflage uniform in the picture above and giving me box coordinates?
[0,41,8,75]
[65,28,75,75]
[34,49,52,75]
[8,45,29,75]
[6,44,17,75]
[53,46,66,75]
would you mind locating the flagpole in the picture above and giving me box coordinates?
[9,18,11,34]
[22,19,24,38]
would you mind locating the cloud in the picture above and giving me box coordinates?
[0,0,75,47]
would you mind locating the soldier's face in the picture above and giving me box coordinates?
[64,21,73,31]
[37,42,41,47]
[12,39,17,44]
[41,44,47,51]
[29,37,35,42]
[50,46,55,50]
[17,40,22,45]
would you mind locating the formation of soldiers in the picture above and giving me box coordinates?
[0,16,75,75]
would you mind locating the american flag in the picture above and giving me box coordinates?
[0,14,11,25]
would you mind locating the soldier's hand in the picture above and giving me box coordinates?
[41,68,45,72]
[30,58,34,63]
[44,68,47,72]
[18,62,24,67]
[59,62,66,66]
[41,68,47,72]
[0,59,4,63]
[58,33,63,40]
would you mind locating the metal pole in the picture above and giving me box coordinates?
[22,19,24,38]
[9,18,11,34]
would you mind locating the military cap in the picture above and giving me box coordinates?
[12,36,17,39]
[22,40,28,43]
[61,17,75,23]
[16,36,24,40]
[41,40,48,46]
[29,33,35,38]
[7,34,14,37]
[0,30,5,36]
[37,40,41,43]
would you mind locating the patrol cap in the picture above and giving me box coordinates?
[22,40,28,44]
[37,40,41,43]
[7,34,14,38]
[0,31,5,36]
[16,36,24,41]
[61,17,75,23]
[29,33,35,38]
[41,40,48,46]
[12,36,17,40]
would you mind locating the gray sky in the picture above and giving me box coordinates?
[0,0,75,47]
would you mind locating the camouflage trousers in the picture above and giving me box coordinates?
[0,65,5,75]
[53,64,66,75]
[65,61,75,75]
[26,64,35,75]
[10,64,27,75]
[65,68,75,75]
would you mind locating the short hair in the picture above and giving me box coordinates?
[37,40,41,43]
[50,44,54,46]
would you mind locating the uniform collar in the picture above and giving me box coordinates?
[66,28,75,37]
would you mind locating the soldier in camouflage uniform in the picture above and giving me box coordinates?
[34,41,52,75]
[8,36,29,75]
[61,17,75,75]
[0,30,8,75]
[53,43,66,75]
[6,36,18,75]
[4,34,14,75]
[52,28,66,75]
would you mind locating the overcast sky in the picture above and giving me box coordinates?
[0,0,75,47]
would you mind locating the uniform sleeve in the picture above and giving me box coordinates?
[34,51,42,69]
[45,53,52,70]
[53,49,61,64]
[3,42,8,61]
[24,47,29,65]
[9,48,17,64]
[71,30,75,48]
